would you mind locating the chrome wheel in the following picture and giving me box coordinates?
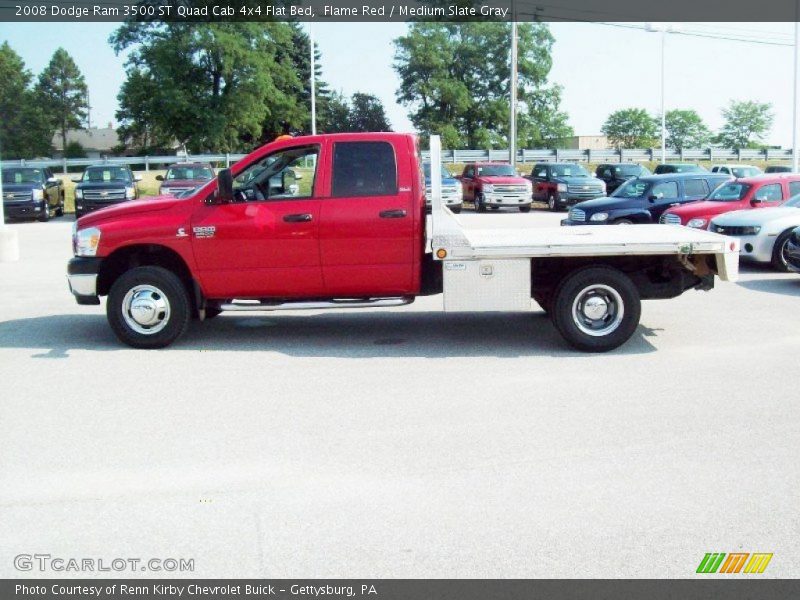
[121,285,171,335]
[571,284,624,337]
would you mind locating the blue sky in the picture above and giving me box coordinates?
[0,21,795,146]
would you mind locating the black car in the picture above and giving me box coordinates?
[2,166,64,222]
[786,226,800,273]
[765,165,793,174]
[653,163,706,175]
[595,163,651,194]
[73,165,141,218]
[561,173,732,226]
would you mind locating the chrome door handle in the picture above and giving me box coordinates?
[379,209,407,218]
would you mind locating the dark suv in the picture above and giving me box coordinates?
[528,162,606,211]
[653,163,706,174]
[73,165,141,219]
[595,163,651,195]
[2,166,64,222]
[561,172,731,226]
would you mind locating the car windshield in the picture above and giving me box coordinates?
[708,183,751,201]
[783,194,800,208]
[615,165,643,177]
[477,165,516,177]
[166,166,214,180]
[83,167,131,183]
[551,164,589,178]
[2,167,44,184]
[423,163,453,180]
[730,167,761,178]
[658,164,699,173]
[612,178,650,198]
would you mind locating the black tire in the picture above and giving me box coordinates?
[451,207,461,214]
[550,266,641,352]
[614,218,634,225]
[476,193,487,213]
[74,210,83,220]
[38,204,50,222]
[771,230,794,272]
[107,266,191,349]
[519,205,531,213]
[548,193,558,212]
[56,194,65,217]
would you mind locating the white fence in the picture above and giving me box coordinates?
[0,147,793,173]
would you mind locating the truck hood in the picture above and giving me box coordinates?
[665,200,732,219]
[554,176,603,186]
[478,176,529,185]
[3,183,41,194]
[712,206,800,226]
[160,178,210,188]
[75,181,132,191]
[76,195,181,227]
[573,196,637,211]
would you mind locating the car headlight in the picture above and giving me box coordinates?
[739,226,761,235]
[483,184,494,193]
[590,212,609,222]
[74,226,101,257]
[125,186,136,199]
[74,189,83,199]
[557,183,567,192]
[524,180,532,192]
[32,189,44,201]
[687,218,707,228]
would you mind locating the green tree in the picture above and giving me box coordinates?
[664,109,710,150]
[115,69,174,153]
[716,100,774,148]
[521,83,573,148]
[601,108,658,149]
[36,48,88,154]
[321,90,352,133]
[111,23,310,152]
[64,141,87,158]
[348,93,392,132]
[0,42,52,159]
[393,23,569,149]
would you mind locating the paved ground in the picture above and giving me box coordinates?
[0,213,798,578]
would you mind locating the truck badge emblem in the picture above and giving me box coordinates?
[101,191,109,197]
[176,227,188,238]
[193,226,216,238]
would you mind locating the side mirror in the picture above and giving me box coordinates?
[155,175,164,181]
[215,168,234,203]
[134,175,142,182]
[71,178,82,184]
[47,176,59,184]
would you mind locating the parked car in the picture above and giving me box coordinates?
[527,162,606,211]
[2,166,64,222]
[710,164,762,178]
[660,174,800,229]
[709,193,800,271]
[653,163,706,174]
[594,163,651,195]
[156,162,215,197]
[423,162,462,213]
[65,132,739,353]
[765,165,793,174]
[73,165,141,219]
[785,226,800,272]
[562,173,731,226]
[458,162,532,212]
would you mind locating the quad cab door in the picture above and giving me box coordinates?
[318,137,420,297]
[190,143,326,299]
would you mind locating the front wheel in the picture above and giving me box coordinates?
[38,205,50,222]
[56,194,65,217]
[451,207,461,214]
[548,194,558,212]
[550,266,641,352]
[107,266,191,348]
[475,193,487,212]
[519,205,531,213]
[771,230,794,272]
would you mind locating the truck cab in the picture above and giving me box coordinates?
[2,166,64,222]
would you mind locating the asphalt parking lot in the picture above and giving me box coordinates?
[1,213,799,578]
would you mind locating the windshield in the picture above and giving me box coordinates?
[612,178,650,198]
[2,168,44,184]
[708,183,751,201]
[615,165,644,177]
[551,164,589,178]
[658,164,700,173]
[166,166,214,181]
[422,163,453,180]
[477,165,516,177]
[730,167,761,178]
[82,167,132,183]
[784,193,800,208]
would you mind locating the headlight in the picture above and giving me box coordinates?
[32,189,44,201]
[74,189,83,199]
[557,183,567,192]
[524,180,533,192]
[483,184,494,193]
[74,227,101,257]
[590,212,609,222]
[687,218,707,228]
[739,226,761,235]
[125,186,136,199]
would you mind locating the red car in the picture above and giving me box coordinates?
[156,162,215,197]
[457,162,532,212]
[660,174,800,229]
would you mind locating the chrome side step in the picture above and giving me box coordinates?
[218,297,414,312]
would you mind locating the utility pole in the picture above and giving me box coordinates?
[793,13,799,171]
[510,18,518,167]
[310,24,317,136]
[646,23,671,163]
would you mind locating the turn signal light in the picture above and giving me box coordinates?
[436,248,447,259]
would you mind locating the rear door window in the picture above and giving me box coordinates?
[332,142,398,198]
[754,183,782,202]
[652,181,679,200]
[788,181,800,197]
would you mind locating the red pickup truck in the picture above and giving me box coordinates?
[458,162,532,212]
[67,133,740,352]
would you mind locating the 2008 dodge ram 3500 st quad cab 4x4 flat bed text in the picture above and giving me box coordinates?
[67,133,740,352]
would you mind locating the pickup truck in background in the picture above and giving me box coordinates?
[458,162,532,212]
[423,161,462,213]
[73,165,142,219]
[157,162,215,197]
[2,166,65,222]
[528,162,606,211]
[595,163,650,195]
[67,133,739,353]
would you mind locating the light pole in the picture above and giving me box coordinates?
[646,23,672,163]
[0,140,21,262]
[510,19,518,166]
[309,24,317,136]
[793,17,799,172]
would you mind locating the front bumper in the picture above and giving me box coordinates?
[561,219,604,226]
[3,201,45,219]
[483,193,531,207]
[734,234,774,264]
[67,256,103,305]
[74,198,129,214]
[786,236,800,273]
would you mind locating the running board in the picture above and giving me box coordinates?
[218,297,414,312]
